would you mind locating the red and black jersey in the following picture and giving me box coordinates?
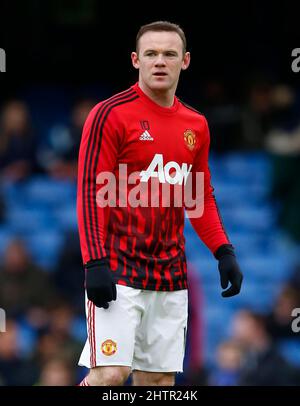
[77,83,229,291]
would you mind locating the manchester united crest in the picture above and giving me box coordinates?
[184,129,196,150]
[101,339,117,356]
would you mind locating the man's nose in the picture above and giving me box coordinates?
[154,55,166,66]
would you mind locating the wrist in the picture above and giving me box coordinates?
[214,244,235,260]
[85,258,108,270]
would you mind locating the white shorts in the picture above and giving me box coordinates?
[78,284,188,373]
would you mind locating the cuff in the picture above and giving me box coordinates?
[214,244,235,260]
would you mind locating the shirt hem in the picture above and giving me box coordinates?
[114,277,188,291]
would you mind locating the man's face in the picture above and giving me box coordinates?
[131,31,190,92]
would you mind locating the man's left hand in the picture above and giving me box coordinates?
[215,244,243,297]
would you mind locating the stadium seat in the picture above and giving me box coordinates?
[6,206,55,234]
[23,176,76,208]
[53,203,78,230]
[1,153,297,374]
[239,255,292,283]
[25,230,64,270]
[0,226,13,256]
[278,339,300,367]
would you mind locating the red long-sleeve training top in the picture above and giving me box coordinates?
[77,83,229,291]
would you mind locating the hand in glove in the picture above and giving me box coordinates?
[85,258,117,309]
[215,244,243,297]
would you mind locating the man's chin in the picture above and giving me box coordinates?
[149,79,171,91]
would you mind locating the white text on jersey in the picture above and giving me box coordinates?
[140,154,192,185]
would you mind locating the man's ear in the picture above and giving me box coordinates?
[131,52,139,69]
[181,52,191,71]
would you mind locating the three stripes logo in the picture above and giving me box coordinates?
[139,120,154,141]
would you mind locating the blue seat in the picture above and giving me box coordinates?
[239,256,292,283]
[183,152,295,367]
[212,182,250,206]
[235,281,280,312]
[25,230,64,270]
[221,152,271,183]
[0,226,13,256]
[202,305,235,365]
[71,316,87,343]
[212,177,269,207]
[17,320,37,357]
[229,231,270,256]
[23,176,76,207]
[278,339,300,366]
[220,206,275,232]
[53,204,78,230]
[7,207,55,233]
[1,181,28,208]
[189,257,219,283]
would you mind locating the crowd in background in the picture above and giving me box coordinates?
[0,77,300,385]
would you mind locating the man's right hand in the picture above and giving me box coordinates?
[85,259,117,309]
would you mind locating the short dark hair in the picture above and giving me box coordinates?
[136,21,187,55]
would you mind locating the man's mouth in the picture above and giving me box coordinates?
[153,72,167,76]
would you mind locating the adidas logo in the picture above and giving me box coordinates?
[139,130,154,141]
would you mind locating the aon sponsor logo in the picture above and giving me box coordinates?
[140,154,192,185]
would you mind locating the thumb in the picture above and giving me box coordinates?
[220,269,229,289]
[112,283,117,301]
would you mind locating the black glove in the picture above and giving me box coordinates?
[85,258,117,309]
[215,244,243,298]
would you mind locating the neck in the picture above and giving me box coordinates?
[138,81,176,108]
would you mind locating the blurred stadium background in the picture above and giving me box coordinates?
[0,1,300,386]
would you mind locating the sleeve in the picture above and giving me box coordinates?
[77,103,123,264]
[188,116,230,255]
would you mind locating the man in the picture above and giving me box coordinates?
[77,21,243,386]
